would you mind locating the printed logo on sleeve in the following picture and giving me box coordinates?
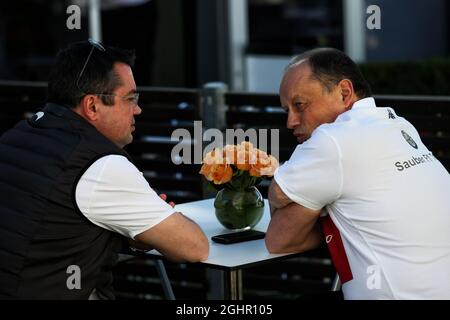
[387,109,396,119]
[401,130,418,149]
[34,111,44,122]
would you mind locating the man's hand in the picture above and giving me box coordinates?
[128,238,153,253]
[159,193,175,208]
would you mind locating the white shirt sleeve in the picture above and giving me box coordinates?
[75,155,176,239]
[274,128,343,211]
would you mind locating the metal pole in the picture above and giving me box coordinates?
[227,0,248,91]
[229,270,243,300]
[88,0,102,42]
[343,0,366,63]
[201,82,228,130]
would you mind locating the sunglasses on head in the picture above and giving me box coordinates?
[76,38,106,93]
[75,39,139,106]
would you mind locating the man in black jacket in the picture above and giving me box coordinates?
[0,40,208,299]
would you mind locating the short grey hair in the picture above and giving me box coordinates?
[284,48,372,98]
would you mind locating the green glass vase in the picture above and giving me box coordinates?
[214,186,264,231]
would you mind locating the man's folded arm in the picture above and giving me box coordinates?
[135,212,209,263]
[268,179,294,215]
[266,180,323,253]
[265,203,323,253]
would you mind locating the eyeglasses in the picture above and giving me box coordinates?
[76,38,106,93]
[95,93,140,106]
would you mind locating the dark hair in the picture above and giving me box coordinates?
[47,41,136,108]
[286,48,372,98]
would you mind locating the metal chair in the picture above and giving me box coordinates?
[117,254,175,300]
[155,259,175,300]
[331,274,341,291]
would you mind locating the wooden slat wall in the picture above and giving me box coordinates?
[375,95,450,169]
[113,258,208,300]
[0,81,48,132]
[124,86,204,204]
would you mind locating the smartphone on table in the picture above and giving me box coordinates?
[211,230,266,244]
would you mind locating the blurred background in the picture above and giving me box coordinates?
[0,0,449,300]
[0,0,449,94]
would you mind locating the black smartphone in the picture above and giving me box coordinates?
[211,230,266,244]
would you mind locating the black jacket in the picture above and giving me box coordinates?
[0,103,130,299]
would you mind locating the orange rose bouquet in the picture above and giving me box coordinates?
[199,141,278,230]
[199,141,279,191]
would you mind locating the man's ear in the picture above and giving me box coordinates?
[80,95,99,121]
[338,79,355,108]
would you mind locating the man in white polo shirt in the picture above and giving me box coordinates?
[265,48,450,299]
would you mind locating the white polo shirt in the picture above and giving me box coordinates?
[275,97,450,299]
[75,155,175,239]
